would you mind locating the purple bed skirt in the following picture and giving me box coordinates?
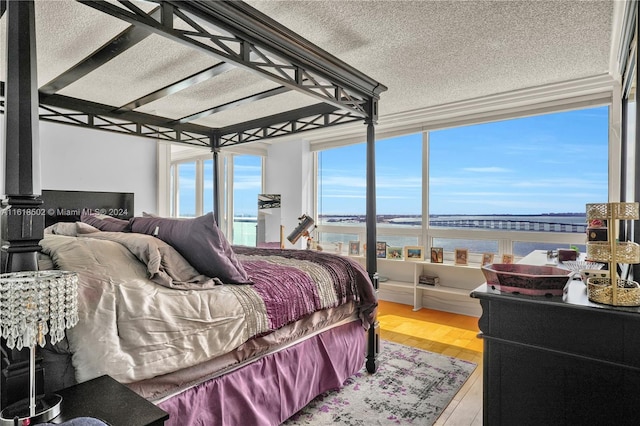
[157,320,366,425]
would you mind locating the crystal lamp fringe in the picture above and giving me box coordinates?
[0,270,79,425]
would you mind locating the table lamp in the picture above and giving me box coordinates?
[0,270,79,425]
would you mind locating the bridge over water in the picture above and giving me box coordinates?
[428,219,587,233]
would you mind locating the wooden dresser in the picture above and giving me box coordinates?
[471,251,640,426]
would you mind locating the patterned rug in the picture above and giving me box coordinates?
[283,340,477,425]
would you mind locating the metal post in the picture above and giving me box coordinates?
[365,99,379,374]
[2,0,44,273]
[211,134,221,225]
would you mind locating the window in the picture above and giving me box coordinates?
[232,155,262,245]
[176,161,197,218]
[317,106,609,257]
[429,106,609,254]
[317,134,422,250]
[318,143,367,221]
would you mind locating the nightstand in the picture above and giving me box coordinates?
[50,375,168,426]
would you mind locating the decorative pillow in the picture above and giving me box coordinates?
[130,212,251,284]
[81,212,130,232]
[78,232,218,288]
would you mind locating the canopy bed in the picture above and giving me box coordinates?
[0,0,386,424]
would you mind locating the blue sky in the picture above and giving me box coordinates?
[232,156,262,216]
[318,106,609,216]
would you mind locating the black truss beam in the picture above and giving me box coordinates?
[1,82,359,148]
[35,91,211,145]
[217,103,361,146]
[77,0,384,119]
[117,62,235,112]
[0,0,6,19]
[175,85,290,124]
[39,6,161,95]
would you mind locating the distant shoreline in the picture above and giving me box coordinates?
[318,213,584,218]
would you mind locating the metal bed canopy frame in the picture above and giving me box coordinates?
[1,0,386,372]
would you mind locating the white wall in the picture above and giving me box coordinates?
[265,138,313,249]
[0,119,157,215]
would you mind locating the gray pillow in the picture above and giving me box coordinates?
[129,212,251,284]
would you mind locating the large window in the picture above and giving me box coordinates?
[429,107,608,255]
[317,106,609,257]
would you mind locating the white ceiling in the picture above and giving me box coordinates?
[247,0,616,119]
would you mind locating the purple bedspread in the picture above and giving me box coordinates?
[234,246,377,331]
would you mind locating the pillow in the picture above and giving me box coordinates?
[130,212,251,284]
[80,211,130,232]
[78,232,218,288]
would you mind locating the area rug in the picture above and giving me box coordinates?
[283,340,477,425]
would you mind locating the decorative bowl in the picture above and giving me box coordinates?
[481,263,574,296]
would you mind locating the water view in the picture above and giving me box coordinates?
[234,213,589,256]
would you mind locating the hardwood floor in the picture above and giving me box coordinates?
[377,300,483,426]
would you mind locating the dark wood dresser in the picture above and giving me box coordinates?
[471,253,640,426]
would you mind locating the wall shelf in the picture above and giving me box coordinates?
[351,256,485,317]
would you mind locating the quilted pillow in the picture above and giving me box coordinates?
[81,212,130,232]
[129,212,251,284]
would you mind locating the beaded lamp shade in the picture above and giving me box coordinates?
[0,270,79,425]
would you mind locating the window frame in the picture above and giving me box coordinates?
[314,101,615,261]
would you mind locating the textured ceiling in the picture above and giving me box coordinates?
[247,0,614,118]
[0,0,616,141]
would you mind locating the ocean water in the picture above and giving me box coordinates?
[234,214,588,256]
